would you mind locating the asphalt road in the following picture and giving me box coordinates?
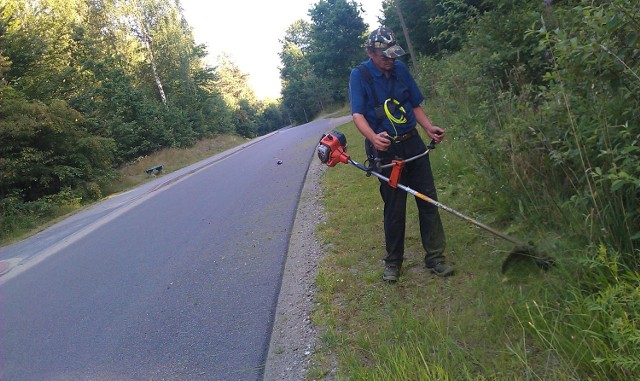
[0,115,352,380]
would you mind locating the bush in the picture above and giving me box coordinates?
[524,246,640,379]
[534,0,640,266]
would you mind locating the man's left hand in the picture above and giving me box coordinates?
[429,127,445,143]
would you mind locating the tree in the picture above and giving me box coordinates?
[307,0,367,102]
[233,99,258,138]
[380,0,488,56]
[279,19,312,87]
[117,0,173,105]
[213,54,260,137]
[257,100,287,135]
[429,0,484,53]
[2,0,89,101]
[190,56,235,136]
[214,53,257,109]
[0,94,115,201]
[279,20,324,124]
[0,0,289,226]
[465,0,546,91]
[391,0,418,71]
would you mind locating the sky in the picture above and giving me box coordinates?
[180,0,384,100]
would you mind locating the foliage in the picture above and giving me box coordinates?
[414,0,639,378]
[308,0,368,102]
[214,53,257,110]
[428,0,484,53]
[279,20,327,124]
[0,93,115,201]
[382,0,491,57]
[213,54,261,138]
[0,0,289,224]
[533,0,640,265]
[524,246,640,379]
[258,100,289,135]
[0,188,83,243]
[382,0,440,56]
[279,1,367,123]
[403,0,637,262]
[304,0,639,379]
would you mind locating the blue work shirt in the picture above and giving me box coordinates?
[349,59,424,137]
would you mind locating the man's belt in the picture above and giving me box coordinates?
[391,129,418,143]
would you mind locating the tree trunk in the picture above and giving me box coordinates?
[148,46,168,106]
[140,25,168,106]
[393,0,418,72]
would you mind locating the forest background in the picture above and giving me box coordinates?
[1,0,638,378]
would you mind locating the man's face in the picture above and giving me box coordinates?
[369,48,395,73]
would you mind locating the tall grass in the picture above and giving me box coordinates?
[421,30,639,377]
[522,246,640,379]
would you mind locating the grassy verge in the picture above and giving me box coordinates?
[0,134,247,246]
[309,122,584,380]
[102,134,247,195]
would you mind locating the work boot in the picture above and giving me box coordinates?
[383,264,400,282]
[427,262,455,277]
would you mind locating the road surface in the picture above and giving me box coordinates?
[0,115,352,380]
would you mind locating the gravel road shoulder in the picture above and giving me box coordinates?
[263,156,330,381]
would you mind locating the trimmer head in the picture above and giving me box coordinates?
[501,243,555,273]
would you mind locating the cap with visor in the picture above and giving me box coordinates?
[366,27,406,58]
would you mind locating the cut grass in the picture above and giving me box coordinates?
[311,122,571,380]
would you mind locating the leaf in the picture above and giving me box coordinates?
[610,180,625,192]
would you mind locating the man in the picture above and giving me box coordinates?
[349,27,454,282]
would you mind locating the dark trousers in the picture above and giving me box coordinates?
[377,135,446,267]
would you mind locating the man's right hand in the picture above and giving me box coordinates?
[371,132,391,151]
[352,113,391,151]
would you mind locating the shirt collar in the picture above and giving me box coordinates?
[365,58,396,78]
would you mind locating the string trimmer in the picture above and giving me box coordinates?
[317,130,554,273]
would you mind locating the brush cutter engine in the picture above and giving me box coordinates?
[317,131,350,167]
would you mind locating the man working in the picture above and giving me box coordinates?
[349,27,454,282]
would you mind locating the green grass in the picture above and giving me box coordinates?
[310,122,599,380]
